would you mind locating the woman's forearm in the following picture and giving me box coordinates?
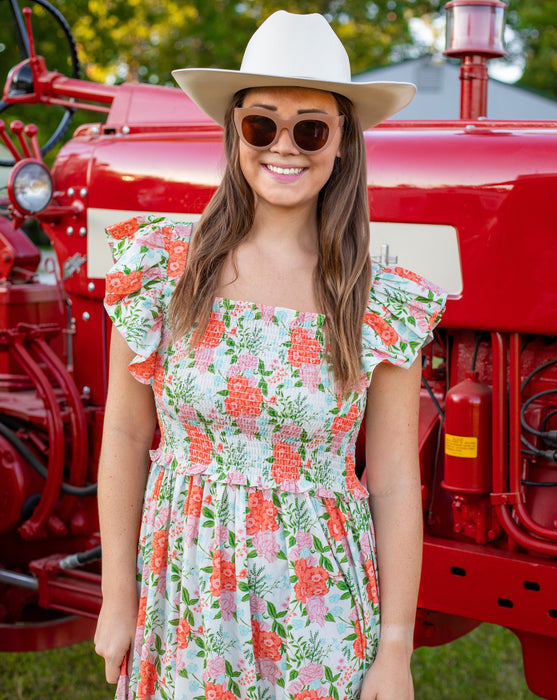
[97,431,152,597]
[369,473,423,653]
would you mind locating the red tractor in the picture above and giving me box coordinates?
[0,1,556,697]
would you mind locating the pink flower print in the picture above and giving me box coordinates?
[249,592,267,615]
[253,530,280,563]
[257,658,281,683]
[153,505,171,530]
[184,518,199,546]
[224,470,247,486]
[298,662,325,685]
[411,301,430,333]
[237,352,259,372]
[299,363,320,393]
[194,345,215,373]
[306,595,328,626]
[203,656,226,681]
[236,414,258,437]
[220,589,237,621]
[273,422,303,443]
[215,524,229,544]
[359,532,372,560]
[257,304,276,325]
[295,531,313,553]
[178,404,197,422]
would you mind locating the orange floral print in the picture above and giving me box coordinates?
[105,269,142,305]
[176,617,191,649]
[293,559,329,603]
[185,478,204,518]
[271,442,301,484]
[205,682,237,700]
[167,239,189,278]
[363,311,399,347]
[331,404,360,434]
[428,309,441,331]
[137,658,157,699]
[224,376,263,417]
[136,594,147,626]
[288,327,321,367]
[293,692,333,700]
[364,558,379,605]
[200,313,226,347]
[129,352,157,385]
[106,217,139,240]
[150,529,168,575]
[383,266,424,284]
[252,620,282,661]
[246,491,279,535]
[185,425,213,465]
[324,499,347,541]
[209,550,236,597]
[353,618,367,660]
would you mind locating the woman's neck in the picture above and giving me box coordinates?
[249,199,319,255]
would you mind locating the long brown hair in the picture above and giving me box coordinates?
[168,89,371,391]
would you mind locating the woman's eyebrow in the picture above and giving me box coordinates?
[245,103,330,115]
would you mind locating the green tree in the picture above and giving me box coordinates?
[505,0,557,98]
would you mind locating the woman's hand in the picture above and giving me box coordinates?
[94,592,138,683]
[359,638,414,700]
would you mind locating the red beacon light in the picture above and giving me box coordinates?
[443,0,507,120]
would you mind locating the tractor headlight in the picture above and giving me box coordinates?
[8,159,53,214]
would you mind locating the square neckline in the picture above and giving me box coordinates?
[214,296,326,320]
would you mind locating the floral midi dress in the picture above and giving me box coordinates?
[104,215,446,700]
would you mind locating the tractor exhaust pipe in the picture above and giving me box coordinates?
[444,0,507,119]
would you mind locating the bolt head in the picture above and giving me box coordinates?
[66,226,74,235]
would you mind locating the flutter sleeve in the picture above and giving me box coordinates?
[104,215,192,384]
[361,262,447,381]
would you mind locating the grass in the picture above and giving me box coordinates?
[0,623,539,699]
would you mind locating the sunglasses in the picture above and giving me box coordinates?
[234,107,344,155]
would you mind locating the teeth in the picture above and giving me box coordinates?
[266,165,304,175]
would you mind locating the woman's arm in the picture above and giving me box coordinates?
[360,353,423,700]
[94,330,157,683]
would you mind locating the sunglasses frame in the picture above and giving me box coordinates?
[233,107,344,155]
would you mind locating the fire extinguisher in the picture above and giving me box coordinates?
[443,371,492,494]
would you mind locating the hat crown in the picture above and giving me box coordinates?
[240,11,351,84]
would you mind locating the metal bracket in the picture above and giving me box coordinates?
[371,243,398,266]
[490,491,524,506]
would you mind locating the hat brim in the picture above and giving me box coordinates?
[172,68,416,130]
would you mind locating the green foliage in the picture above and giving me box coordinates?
[505,0,557,98]
[0,624,539,699]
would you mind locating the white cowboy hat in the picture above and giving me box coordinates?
[172,10,416,130]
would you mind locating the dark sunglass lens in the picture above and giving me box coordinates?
[294,120,329,151]
[242,115,277,147]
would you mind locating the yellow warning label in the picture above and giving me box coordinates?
[445,433,478,458]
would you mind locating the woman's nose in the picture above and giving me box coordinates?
[270,127,299,155]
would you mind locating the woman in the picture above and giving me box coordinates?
[94,11,446,700]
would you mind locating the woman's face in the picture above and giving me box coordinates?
[237,86,342,214]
